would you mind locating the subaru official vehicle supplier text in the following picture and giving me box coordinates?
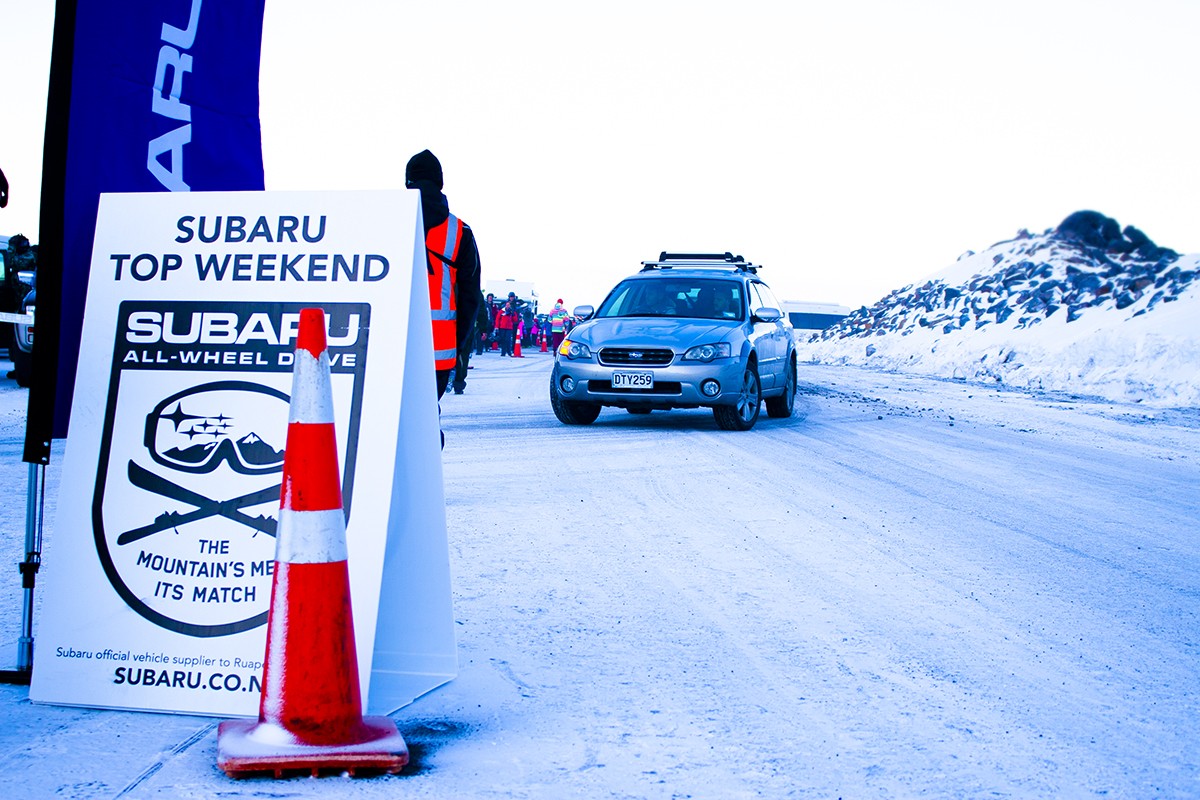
[550,253,796,431]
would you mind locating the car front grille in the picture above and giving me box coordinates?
[598,347,674,367]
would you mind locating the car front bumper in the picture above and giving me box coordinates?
[552,355,747,409]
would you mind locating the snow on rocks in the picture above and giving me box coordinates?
[800,211,1200,407]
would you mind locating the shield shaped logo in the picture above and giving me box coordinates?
[93,301,369,637]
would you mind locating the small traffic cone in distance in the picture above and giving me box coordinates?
[217,308,407,779]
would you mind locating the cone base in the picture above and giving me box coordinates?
[217,717,408,778]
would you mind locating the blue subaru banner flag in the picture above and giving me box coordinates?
[28,0,267,459]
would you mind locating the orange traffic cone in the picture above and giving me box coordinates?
[217,308,407,778]
[514,333,523,357]
[540,330,548,352]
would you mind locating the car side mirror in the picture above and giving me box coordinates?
[573,305,594,320]
[752,307,783,323]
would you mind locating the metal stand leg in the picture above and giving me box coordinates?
[1,463,44,685]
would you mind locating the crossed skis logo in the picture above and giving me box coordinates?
[93,301,368,637]
[121,384,288,548]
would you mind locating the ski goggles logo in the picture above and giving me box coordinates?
[143,382,289,475]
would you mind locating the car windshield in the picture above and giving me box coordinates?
[595,278,744,321]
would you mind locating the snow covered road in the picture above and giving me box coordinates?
[1,352,1197,798]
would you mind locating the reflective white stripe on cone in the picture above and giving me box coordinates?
[217,307,407,778]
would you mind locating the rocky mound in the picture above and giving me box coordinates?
[800,212,1200,407]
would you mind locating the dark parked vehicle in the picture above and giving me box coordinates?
[550,252,796,431]
[11,287,33,387]
[1,236,35,386]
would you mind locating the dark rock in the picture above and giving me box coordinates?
[1057,211,1121,249]
[1114,291,1138,310]
[1071,271,1102,292]
[1124,224,1152,249]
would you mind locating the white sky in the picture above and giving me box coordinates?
[4,0,1198,309]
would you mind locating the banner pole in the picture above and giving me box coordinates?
[0,463,45,684]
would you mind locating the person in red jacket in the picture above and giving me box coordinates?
[495,293,520,356]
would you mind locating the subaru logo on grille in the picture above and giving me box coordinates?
[629,351,644,360]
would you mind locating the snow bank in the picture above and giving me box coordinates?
[799,216,1200,407]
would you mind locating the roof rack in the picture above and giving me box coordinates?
[658,252,744,263]
[640,251,759,274]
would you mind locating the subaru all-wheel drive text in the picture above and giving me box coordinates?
[550,252,797,431]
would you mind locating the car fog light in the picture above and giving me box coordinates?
[701,379,720,397]
[560,375,576,393]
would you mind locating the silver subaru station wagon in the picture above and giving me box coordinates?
[550,253,796,431]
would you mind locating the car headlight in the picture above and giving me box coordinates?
[557,339,592,360]
[682,342,731,362]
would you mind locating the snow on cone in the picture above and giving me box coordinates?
[217,308,407,778]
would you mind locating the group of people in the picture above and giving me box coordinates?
[472,294,573,358]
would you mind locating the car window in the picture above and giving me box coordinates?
[596,278,744,321]
[753,281,783,312]
[748,282,767,313]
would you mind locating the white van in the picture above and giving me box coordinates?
[781,301,851,336]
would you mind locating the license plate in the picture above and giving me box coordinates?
[612,371,653,389]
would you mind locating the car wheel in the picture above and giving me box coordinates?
[550,375,601,425]
[765,358,796,418]
[713,364,760,431]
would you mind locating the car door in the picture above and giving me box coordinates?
[746,282,780,389]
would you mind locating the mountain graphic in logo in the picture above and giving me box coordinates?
[161,433,283,471]
[232,433,284,467]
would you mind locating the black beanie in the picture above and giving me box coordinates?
[405,149,443,190]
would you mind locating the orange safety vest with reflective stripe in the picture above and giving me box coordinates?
[425,213,464,370]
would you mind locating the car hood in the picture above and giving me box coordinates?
[572,317,737,351]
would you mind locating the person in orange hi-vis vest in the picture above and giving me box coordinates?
[406,150,482,447]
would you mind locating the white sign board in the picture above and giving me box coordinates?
[30,190,456,716]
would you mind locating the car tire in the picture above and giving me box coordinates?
[765,358,796,418]
[550,375,601,425]
[11,345,31,388]
[713,364,760,431]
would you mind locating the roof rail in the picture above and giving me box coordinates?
[657,252,745,263]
